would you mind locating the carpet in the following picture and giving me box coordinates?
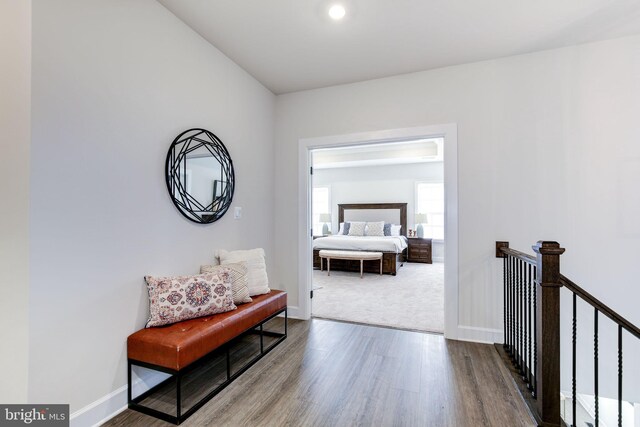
[312,262,444,333]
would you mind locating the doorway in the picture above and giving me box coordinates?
[309,140,445,333]
[297,124,459,339]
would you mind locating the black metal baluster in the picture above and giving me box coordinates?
[532,265,537,399]
[519,260,525,375]
[618,324,622,427]
[527,263,532,386]
[507,255,512,354]
[513,258,518,369]
[503,256,507,351]
[572,292,577,427]
[518,258,523,369]
[515,259,520,370]
[509,255,514,358]
[511,255,516,359]
[523,262,529,383]
[594,308,599,427]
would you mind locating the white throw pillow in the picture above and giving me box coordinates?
[200,263,252,305]
[366,221,385,236]
[348,221,366,236]
[390,224,402,236]
[211,250,221,266]
[218,248,270,296]
[338,222,344,235]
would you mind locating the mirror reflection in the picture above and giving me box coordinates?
[166,129,235,224]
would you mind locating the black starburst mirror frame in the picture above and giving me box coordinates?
[165,128,235,224]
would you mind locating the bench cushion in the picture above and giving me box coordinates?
[128,290,287,371]
[319,250,383,260]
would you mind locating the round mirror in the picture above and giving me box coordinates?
[165,128,235,224]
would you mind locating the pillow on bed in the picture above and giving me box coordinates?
[383,223,392,236]
[341,222,351,235]
[347,221,366,236]
[366,221,385,236]
[390,224,402,236]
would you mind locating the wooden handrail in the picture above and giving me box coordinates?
[499,246,536,264]
[496,240,640,427]
[559,275,640,340]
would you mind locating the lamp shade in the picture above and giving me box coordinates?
[318,213,331,222]
[415,213,428,224]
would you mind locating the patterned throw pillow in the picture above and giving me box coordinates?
[366,221,385,236]
[201,262,252,305]
[348,221,366,236]
[144,272,236,327]
[219,248,270,297]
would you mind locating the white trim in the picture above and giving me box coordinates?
[70,385,127,427]
[456,326,504,344]
[576,393,596,422]
[284,305,303,319]
[298,124,460,339]
[70,371,169,427]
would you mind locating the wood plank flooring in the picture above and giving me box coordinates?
[106,318,535,427]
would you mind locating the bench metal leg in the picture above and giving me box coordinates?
[327,258,331,276]
[360,260,363,278]
[380,258,383,275]
[128,307,288,425]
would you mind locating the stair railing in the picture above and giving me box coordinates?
[496,241,640,427]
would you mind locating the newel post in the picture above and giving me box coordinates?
[532,241,565,427]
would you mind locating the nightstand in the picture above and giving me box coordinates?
[407,237,433,263]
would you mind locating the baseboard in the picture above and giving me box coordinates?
[70,385,127,427]
[284,305,304,319]
[70,370,169,427]
[456,325,503,344]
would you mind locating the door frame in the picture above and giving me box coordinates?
[297,124,459,339]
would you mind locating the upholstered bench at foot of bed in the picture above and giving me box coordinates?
[127,290,287,424]
[319,250,383,278]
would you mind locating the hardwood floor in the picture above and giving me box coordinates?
[107,318,535,427]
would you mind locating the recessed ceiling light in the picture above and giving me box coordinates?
[328,4,346,20]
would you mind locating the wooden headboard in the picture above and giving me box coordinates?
[338,203,408,237]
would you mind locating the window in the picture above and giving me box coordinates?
[415,182,444,240]
[312,186,330,236]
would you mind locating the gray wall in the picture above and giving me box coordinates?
[0,0,31,403]
[29,0,276,415]
[275,35,640,401]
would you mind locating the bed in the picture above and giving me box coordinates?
[313,202,408,275]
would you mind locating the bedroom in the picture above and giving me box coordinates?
[310,139,445,333]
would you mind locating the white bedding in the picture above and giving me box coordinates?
[313,235,408,253]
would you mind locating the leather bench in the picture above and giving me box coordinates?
[127,289,287,424]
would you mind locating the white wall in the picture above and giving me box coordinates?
[314,162,442,231]
[29,0,275,418]
[275,35,640,399]
[0,0,31,404]
[313,162,445,261]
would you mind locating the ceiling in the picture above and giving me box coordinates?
[313,139,442,169]
[157,0,640,94]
